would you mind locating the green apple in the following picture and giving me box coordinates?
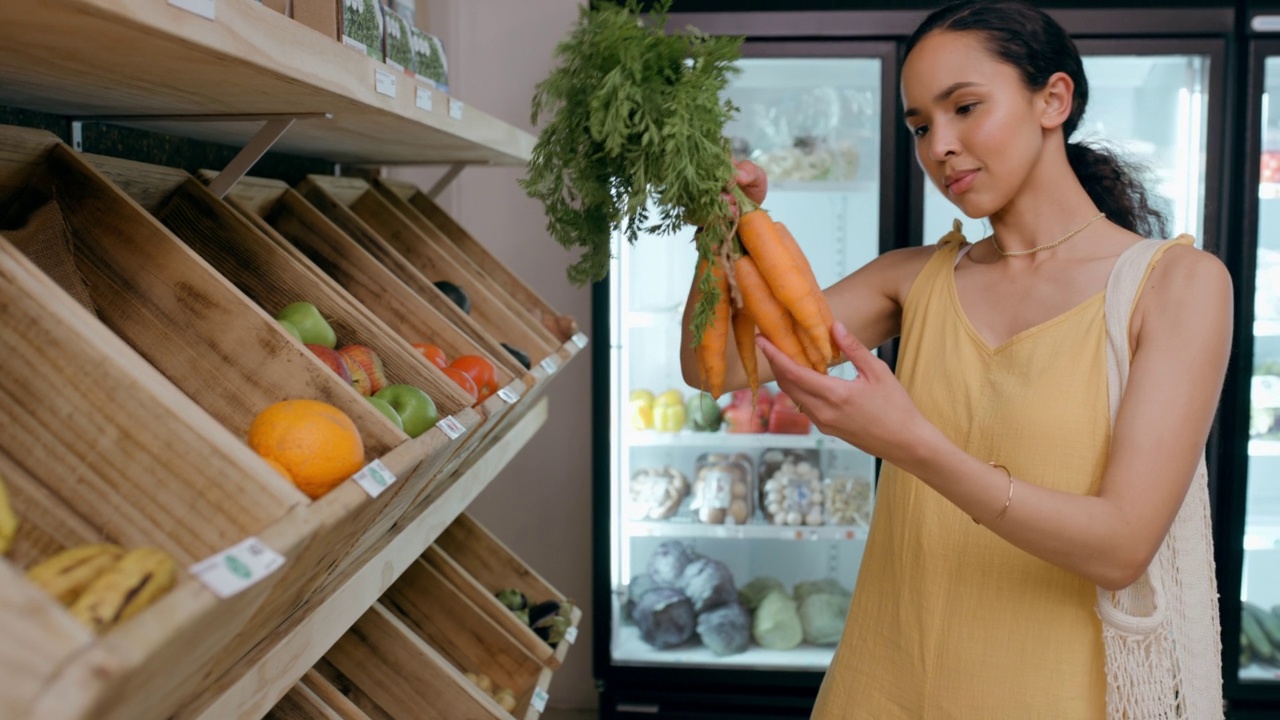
[275,301,337,349]
[373,384,438,438]
[278,318,303,342]
[366,396,404,431]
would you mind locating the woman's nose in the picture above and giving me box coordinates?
[927,122,960,163]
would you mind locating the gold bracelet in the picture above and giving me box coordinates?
[972,462,1014,525]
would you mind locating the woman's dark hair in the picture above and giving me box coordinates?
[906,0,1169,239]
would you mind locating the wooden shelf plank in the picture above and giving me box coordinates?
[0,0,534,164]
[174,398,550,720]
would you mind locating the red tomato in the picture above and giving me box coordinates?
[442,366,478,402]
[449,355,498,399]
[412,342,448,369]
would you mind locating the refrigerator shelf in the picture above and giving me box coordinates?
[1261,182,1280,201]
[1257,320,1280,338]
[625,430,855,451]
[612,625,835,672]
[1251,440,1280,457]
[623,520,867,542]
[1240,664,1280,682]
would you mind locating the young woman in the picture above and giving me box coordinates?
[679,1,1232,716]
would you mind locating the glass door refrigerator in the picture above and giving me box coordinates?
[591,6,1234,719]
[592,41,903,720]
[1222,6,1280,717]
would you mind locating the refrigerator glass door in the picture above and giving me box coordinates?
[607,57,883,671]
[1241,55,1280,685]
[921,54,1211,246]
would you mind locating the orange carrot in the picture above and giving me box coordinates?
[737,209,833,362]
[731,303,760,404]
[733,255,809,369]
[794,317,828,373]
[694,256,731,399]
[775,222,835,363]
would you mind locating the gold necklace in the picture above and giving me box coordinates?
[991,212,1106,257]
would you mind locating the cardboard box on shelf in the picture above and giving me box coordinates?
[293,0,339,39]
[260,0,289,14]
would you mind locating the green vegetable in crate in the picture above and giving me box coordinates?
[495,588,528,612]
[686,392,723,432]
[528,599,561,627]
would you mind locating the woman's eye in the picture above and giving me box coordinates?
[912,125,929,139]
[956,102,978,115]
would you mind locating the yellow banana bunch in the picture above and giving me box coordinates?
[0,473,16,554]
[25,543,124,604]
[68,547,176,634]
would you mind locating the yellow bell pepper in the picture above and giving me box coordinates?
[630,389,655,430]
[653,389,686,432]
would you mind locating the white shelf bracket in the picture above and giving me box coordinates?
[65,113,332,197]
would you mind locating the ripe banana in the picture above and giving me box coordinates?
[68,546,176,634]
[25,543,124,604]
[0,474,16,555]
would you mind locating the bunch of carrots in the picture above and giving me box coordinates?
[694,186,836,403]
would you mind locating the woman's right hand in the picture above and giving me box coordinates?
[731,159,768,208]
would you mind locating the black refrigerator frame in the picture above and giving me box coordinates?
[590,5,1243,718]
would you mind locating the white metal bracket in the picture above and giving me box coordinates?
[67,113,332,197]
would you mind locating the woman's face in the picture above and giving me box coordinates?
[901,30,1048,219]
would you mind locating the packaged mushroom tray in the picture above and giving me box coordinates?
[627,465,691,521]
[759,449,825,527]
[690,453,754,525]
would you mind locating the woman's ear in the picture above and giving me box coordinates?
[1039,71,1075,130]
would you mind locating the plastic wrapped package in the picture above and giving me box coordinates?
[628,466,690,521]
[648,540,698,587]
[752,590,803,650]
[793,578,851,607]
[697,601,752,656]
[759,449,824,526]
[633,587,696,649]
[799,592,850,646]
[691,453,754,525]
[679,557,738,614]
[824,475,874,526]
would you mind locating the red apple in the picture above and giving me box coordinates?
[339,345,388,394]
[345,357,372,397]
[306,344,353,384]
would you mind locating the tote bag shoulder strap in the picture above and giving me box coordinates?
[1104,239,1178,425]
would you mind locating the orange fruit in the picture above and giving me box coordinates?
[262,457,293,483]
[412,342,449,369]
[442,366,478,403]
[247,399,364,499]
[449,355,497,399]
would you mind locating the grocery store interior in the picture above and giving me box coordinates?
[4,0,1280,719]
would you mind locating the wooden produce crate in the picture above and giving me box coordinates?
[83,153,479,619]
[211,174,524,500]
[427,513,583,670]
[328,560,555,720]
[265,670,375,720]
[0,128,335,720]
[374,178,580,346]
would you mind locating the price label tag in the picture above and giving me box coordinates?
[190,537,285,599]
[531,687,550,713]
[571,332,589,349]
[375,68,397,98]
[497,385,522,404]
[539,356,559,374]
[415,85,434,112]
[438,415,466,440]
[351,459,397,499]
[448,98,464,120]
[169,0,216,19]
[564,625,579,644]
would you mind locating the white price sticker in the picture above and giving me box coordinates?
[415,85,434,112]
[564,625,579,644]
[571,332,589,349]
[448,98,464,120]
[190,537,285,599]
[351,459,397,499]
[375,68,397,98]
[168,0,215,19]
[531,687,550,713]
[497,385,522,404]
[438,415,466,440]
[539,356,559,374]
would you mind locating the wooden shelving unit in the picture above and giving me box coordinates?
[0,4,576,720]
[0,0,535,165]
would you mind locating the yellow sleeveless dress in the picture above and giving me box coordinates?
[810,232,1194,719]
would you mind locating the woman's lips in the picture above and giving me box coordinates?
[945,169,978,195]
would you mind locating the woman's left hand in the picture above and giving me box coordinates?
[757,321,937,467]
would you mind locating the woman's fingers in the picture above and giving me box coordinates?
[831,322,880,380]
[734,160,768,205]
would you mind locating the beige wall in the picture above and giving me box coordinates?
[394,0,597,713]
